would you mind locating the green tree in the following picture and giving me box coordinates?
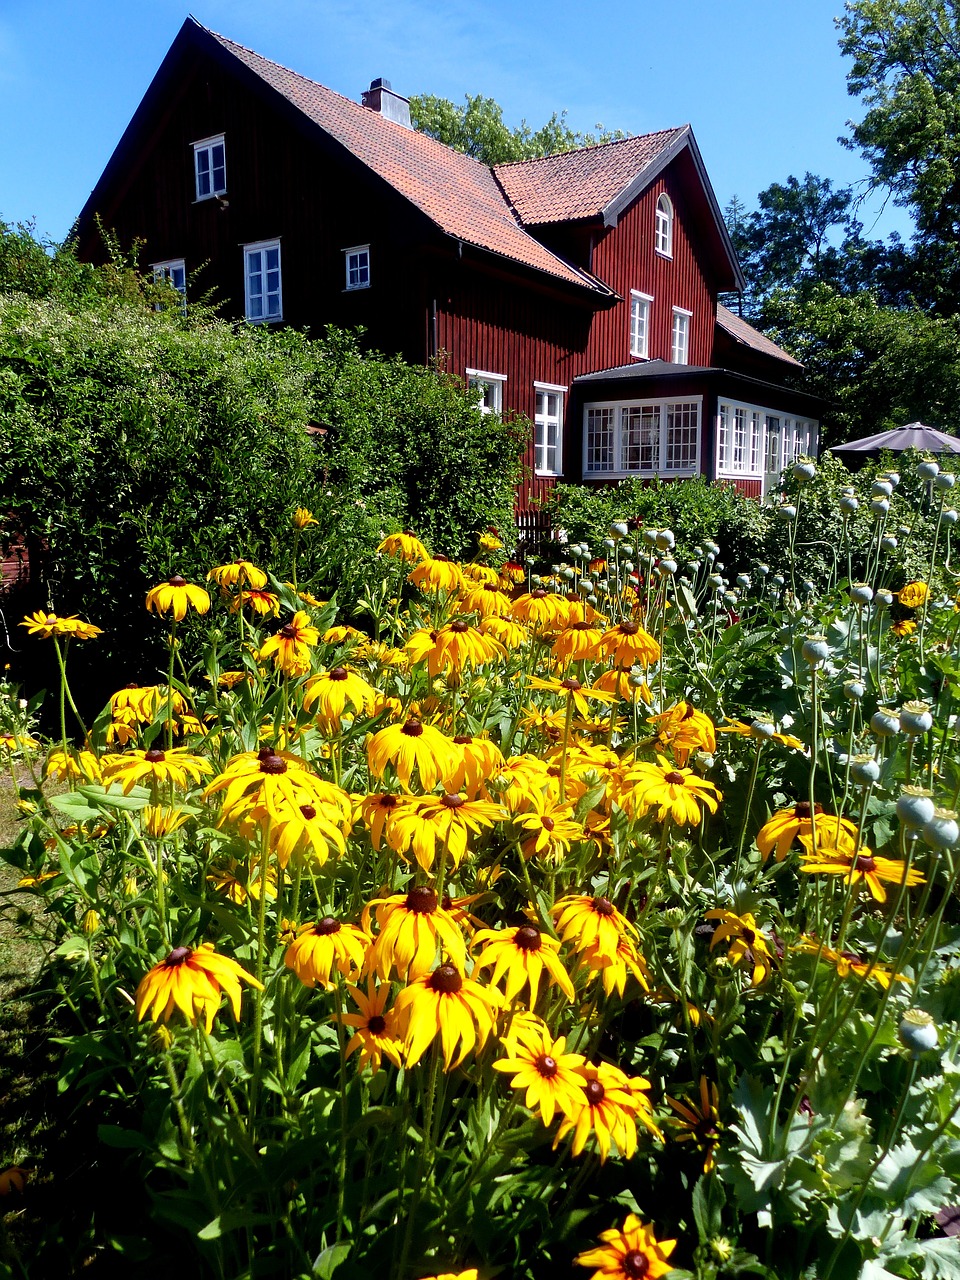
[410,92,626,165]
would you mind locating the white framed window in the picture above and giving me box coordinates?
[717,400,819,476]
[630,291,653,358]
[466,369,506,416]
[584,397,701,478]
[764,416,781,475]
[344,245,370,290]
[534,382,565,476]
[152,259,186,308]
[193,135,226,201]
[671,308,692,364]
[655,192,674,257]
[244,240,282,322]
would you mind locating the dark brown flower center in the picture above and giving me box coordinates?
[368,1015,387,1035]
[561,677,582,691]
[402,718,424,738]
[482,584,498,593]
[532,589,547,599]
[682,705,696,720]
[793,801,823,818]
[441,794,465,809]
[377,794,400,811]
[742,928,756,944]
[571,622,593,633]
[405,886,438,914]
[450,620,470,633]
[619,621,639,635]
[542,816,555,832]
[315,916,340,935]
[664,771,685,785]
[854,855,877,872]
[300,805,317,820]
[537,1054,558,1078]
[585,1079,605,1105]
[259,752,288,775]
[165,946,192,966]
[168,575,187,588]
[144,748,166,763]
[514,925,542,951]
[428,964,462,994]
[622,1250,650,1278]
[453,735,473,745]
[592,896,615,916]
[329,667,348,681]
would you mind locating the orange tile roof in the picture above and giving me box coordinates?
[205,27,606,294]
[494,129,688,225]
[716,303,803,367]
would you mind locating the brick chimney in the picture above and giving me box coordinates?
[361,78,412,129]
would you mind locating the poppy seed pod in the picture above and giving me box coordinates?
[756,563,770,576]
[917,459,940,480]
[750,717,776,739]
[871,479,893,498]
[896,786,936,829]
[655,528,675,551]
[880,535,898,553]
[898,1009,939,1057]
[875,588,893,610]
[801,635,831,665]
[839,495,859,515]
[792,458,817,481]
[843,679,866,701]
[850,754,880,785]
[642,528,659,546]
[870,707,901,737]
[943,508,959,526]
[882,470,900,486]
[708,574,724,590]
[778,504,797,522]
[899,700,933,735]
[657,558,678,577]
[922,808,960,850]
[610,521,629,539]
[849,583,873,605]
[870,497,890,516]
[935,472,956,491]
[603,537,616,551]
[737,574,751,590]
[772,573,785,586]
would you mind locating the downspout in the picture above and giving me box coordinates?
[429,297,438,362]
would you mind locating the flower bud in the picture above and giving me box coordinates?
[802,634,831,665]
[850,754,880,785]
[896,786,936,828]
[82,909,100,936]
[663,906,685,928]
[899,700,933,735]
[870,707,900,737]
[849,583,873,605]
[922,807,960,850]
[935,472,956,491]
[918,459,940,480]
[898,1008,939,1057]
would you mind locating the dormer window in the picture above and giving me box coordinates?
[344,245,371,290]
[194,135,226,201]
[655,193,673,257]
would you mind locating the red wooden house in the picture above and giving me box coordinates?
[74,18,821,511]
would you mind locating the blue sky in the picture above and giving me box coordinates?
[1,0,912,246]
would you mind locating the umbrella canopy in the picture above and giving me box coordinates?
[832,422,960,454]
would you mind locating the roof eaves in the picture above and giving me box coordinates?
[447,231,617,297]
[600,126,690,227]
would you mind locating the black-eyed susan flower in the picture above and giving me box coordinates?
[488,753,554,812]
[479,614,528,649]
[581,934,651,998]
[798,841,925,903]
[102,746,212,794]
[793,936,910,989]
[367,716,457,792]
[257,795,350,867]
[284,917,367,989]
[528,674,618,720]
[515,795,585,863]
[552,893,637,965]
[898,580,929,608]
[206,858,277,905]
[891,617,917,638]
[598,619,661,668]
[135,943,262,1032]
[555,1061,660,1161]
[409,555,465,595]
[0,730,38,754]
[666,1075,722,1172]
[292,507,319,529]
[472,922,575,1004]
[44,748,102,784]
[492,1024,586,1124]
[648,701,717,765]
[258,611,320,677]
[594,667,652,705]
[336,978,404,1072]
[574,1213,677,1279]
[393,962,499,1070]
[704,910,774,986]
[204,747,335,825]
[377,530,428,562]
[303,666,377,731]
[389,793,504,872]
[207,559,268,590]
[551,620,604,663]
[509,588,569,629]
[442,734,505,799]
[145,576,211,621]
[232,588,280,617]
[755,802,857,862]
[358,791,412,851]
[432,620,505,672]
[422,1269,478,1280]
[458,582,513,618]
[20,611,103,640]
[142,806,192,839]
[364,885,467,981]
[619,756,721,826]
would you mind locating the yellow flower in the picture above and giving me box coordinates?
[551,620,604,662]
[891,617,917,638]
[392,962,499,1070]
[574,1213,677,1279]
[479,614,529,649]
[509,588,568,629]
[528,674,618,720]
[472,922,575,1005]
[580,934,651,998]
[420,1271,478,1280]
[284,917,368,989]
[44,748,102,784]
[555,1061,660,1161]
[409,555,465,595]
[145,576,211,621]
[142,806,192,838]
[704,910,774,986]
[303,666,377,730]
[20,611,102,640]
[594,667,652,705]
[363,885,466,981]
[598,619,661,668]
[648,701,717,765]
[458,582,514,618]
[798,841,925,903]
[515,795,585,862]
[101,746,212,794]
[666,1075,722,1172]
[0,731,38,753]
[258,611,320,677]
[204,747,337,825]
[207,560,268,589]
[135,943,262,1032]
[358,791,411,851]
[293,507,319,528]
[232,589,280,616]
[377,530,428,562]
[256,794,350,867]
[898,581,929,608]
[442,734,506,799]
[793,936,910,989]
[367,716,457,792]
[493,1023,586,1124]
[552,894,637,965]
[619,756,721,825]
[389,793,503,871]
[756,804,856,862]
[336,978,404,1072]
[478,530,503,551]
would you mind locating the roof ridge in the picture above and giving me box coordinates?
[492,126,687,172]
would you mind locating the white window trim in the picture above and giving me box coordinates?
[244,239,283,324]
[716,398,820,479]
[193,134,226,202]
[630,291,654,359]
[534,381,567,477]
[655,192,674,258]
[583,396,702,479]
[671,307,692,365]
[466,368,506,416]
[151,259,187,312]
[343,244,371,291]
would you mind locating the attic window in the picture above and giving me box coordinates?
[655,193,673,257]
[194,135,226,201]
[344,245,371,290]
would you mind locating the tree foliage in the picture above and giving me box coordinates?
[409,92,627,165]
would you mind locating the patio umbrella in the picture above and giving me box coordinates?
[831,422,960,455]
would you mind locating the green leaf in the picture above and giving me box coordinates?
[312,1242,352,1277]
